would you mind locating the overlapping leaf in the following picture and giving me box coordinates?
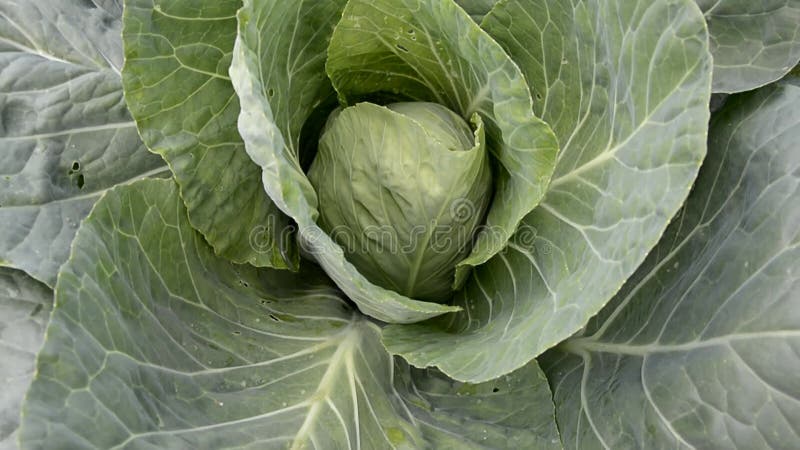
[0,268,51,450]
[19,179,560,449]
[0,0,166,286]
[541,77,800,449]
[454,0,498,22]
[696,0,800,93]
[383,0,712,383]
[121,0,295,270]
[230,0,459,323]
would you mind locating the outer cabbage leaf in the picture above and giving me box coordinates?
[541,77,800,449]
[230,0,458,323]
[383,0,712,382]
[696,0,800,93]
[0,268,51,450]
[121,0,296,270]
[326,0,558,287]
[455,0,800,94]
[396,361,561,450]
[18,179,560,449]
[0,0,167,286]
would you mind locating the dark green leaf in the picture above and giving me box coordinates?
[454,0,499,23]
[121,0,296,270]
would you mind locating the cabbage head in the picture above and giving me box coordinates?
[2,0,799,448]
[309,102,492,300]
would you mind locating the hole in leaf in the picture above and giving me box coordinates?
[396,44,409,52]
[232,331,241,336]
[492,387,499,393]
[267,88,275,97]
[269,314,280,322]
[76,174,85,189]
[71,161,80,171]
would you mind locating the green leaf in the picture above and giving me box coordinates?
[396,362,562,449]
[453,0,499,23]
[326,0,559,286]
[383,0,712,383]
[0,268,51,450]
[541,77,800,449]
[19,178,560,449]
[696,0,800,93]
[0,0,167,287]
[121,0,296,270]
[230,0,458,323]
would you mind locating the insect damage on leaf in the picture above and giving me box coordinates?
[3,0,798,448]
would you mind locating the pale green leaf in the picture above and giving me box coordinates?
[542,77,800,449]
[383,0,712,383]
[19,179,560,449]
[121,0,296,270]
[230,0,458,323]
[696,0,800,93]
[0,0,167,286]
[0,268,51,450]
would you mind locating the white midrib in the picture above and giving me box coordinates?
[291,327,360,450]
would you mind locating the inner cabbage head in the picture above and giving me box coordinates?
[308,101,492,301]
